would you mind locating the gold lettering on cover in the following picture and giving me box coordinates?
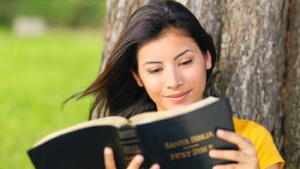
[190,131,214,143]
[170,150,192,160]
[192,145,208,156]
[164,139,190,149]
[191,144,214,156]
[164,131,217,161]
[183,143,199,150]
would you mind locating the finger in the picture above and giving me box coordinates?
[210,149,259,169]
[244,137,253,144]
[104,147,117,169]
[211,163,240,169]
[209,146,258,166]
[216,129,256,154]
[209,149,242,162]
[150,163,160,169]
[126,154,144,169]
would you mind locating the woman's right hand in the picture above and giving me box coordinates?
[104,147,160,169]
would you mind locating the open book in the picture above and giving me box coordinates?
[27,96,237,169]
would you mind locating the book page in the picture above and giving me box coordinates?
[32,116,129,147]
[129,96,219,125]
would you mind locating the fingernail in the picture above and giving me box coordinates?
[104,147,112,155]
[151,163,160,169]
[134,155,144,163]
[217,129,225,136]
[208,150,216,157]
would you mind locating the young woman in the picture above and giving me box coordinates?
[78,1,284,168]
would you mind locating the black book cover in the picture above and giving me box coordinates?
[135,97,237,169]
[27,97,237,169]
[28,126,127,169]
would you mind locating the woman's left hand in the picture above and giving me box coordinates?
[209,129,260,169]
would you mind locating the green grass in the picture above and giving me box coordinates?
[0,28,103,169]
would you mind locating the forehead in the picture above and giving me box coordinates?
[138,27,190,49]
[137,28,198,60]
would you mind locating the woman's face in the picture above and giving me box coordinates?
[133,29,212,111]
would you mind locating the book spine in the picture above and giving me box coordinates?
[118,125,146,168]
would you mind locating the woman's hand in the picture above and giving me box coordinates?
[104,147,160,169]
[209,129,260,169]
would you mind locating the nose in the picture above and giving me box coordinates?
[166,67,184,89]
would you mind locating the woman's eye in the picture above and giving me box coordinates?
[179,59,192,66]
[149,68,162,74]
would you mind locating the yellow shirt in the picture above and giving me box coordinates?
[233,117,284,169]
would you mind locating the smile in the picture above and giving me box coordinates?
[166,91,190,102]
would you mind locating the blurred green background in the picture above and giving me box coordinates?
[0,0,106,168]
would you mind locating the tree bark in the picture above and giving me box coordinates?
[102,0,153,68]
[216,0,287,148]
[102,0,142,68]
[102,0,300,168]
[185,1,222,55]
[282,0,300,168]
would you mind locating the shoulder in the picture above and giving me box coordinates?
[232,117,275,150]
[232,117,270,138]
[232,117,284,169]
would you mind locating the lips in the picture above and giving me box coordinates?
[166,91,190,102]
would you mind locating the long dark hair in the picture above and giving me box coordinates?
[78,0,217,119]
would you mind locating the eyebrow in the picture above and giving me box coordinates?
[174,49,193,60]
[142,49,193,66]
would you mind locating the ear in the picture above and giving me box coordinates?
[205,51,212,70]
[131,70,144,87]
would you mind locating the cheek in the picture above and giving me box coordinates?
[142,78,162,96]
[186,64,207,88]
[187,73,205,87]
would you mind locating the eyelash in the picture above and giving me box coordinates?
[149,68,163,74]
[147,59,193,74]
[179,59,192,66]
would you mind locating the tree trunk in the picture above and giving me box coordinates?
[216,0,287,148]
[185,1,222,55]
[102,0,153,69]
[282,0,300,168]
[103,0,300,168]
